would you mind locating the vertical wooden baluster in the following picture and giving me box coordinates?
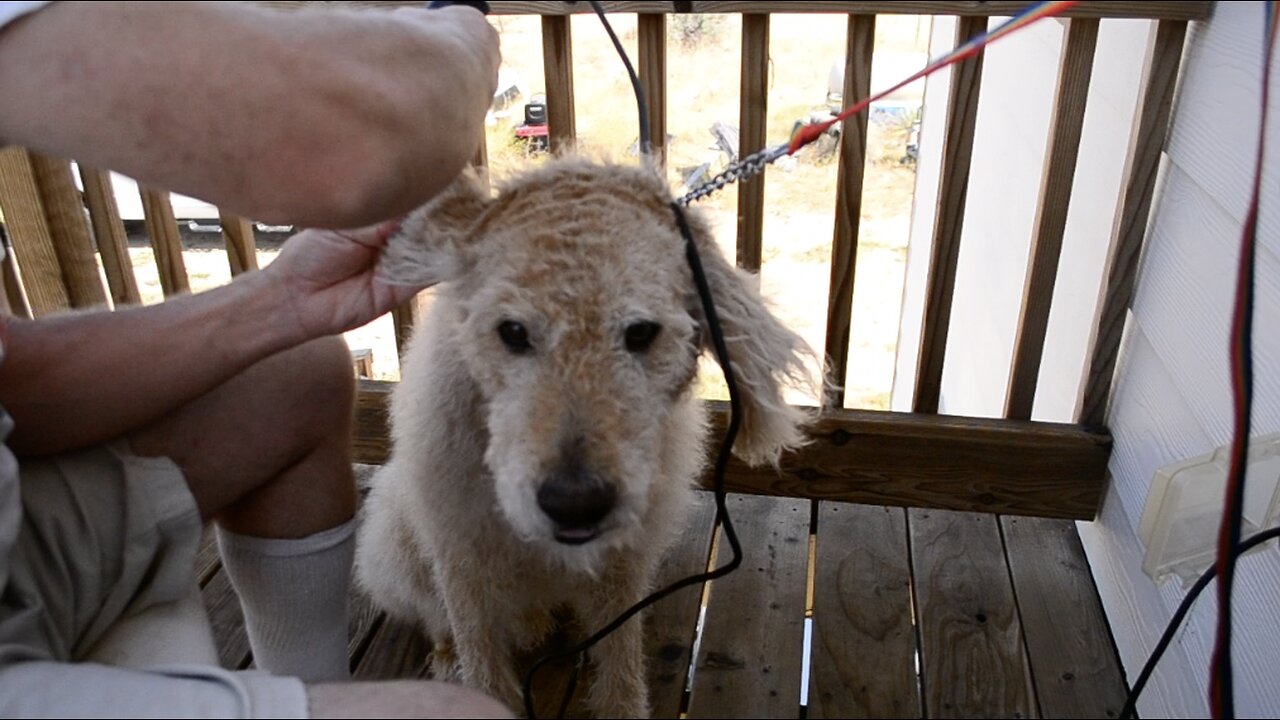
[638,13,668,166]
[736,13,769,273]
[1004,18,1100,420]
[822,14,876,411]
[79,166,141,305]
[0,148,71,315]
[1076,20,1188,428]
[542,14,577,155]
[140,187,190,297]
[220,212,259,277]
[912,15,988,414]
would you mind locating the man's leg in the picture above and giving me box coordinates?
[121,337,514,717]
[127,336,358,683]
[128,336,358,539]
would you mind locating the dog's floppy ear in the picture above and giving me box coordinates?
[680,208,817,467]
[378,167,492,286]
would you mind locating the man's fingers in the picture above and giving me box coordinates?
[333,218,405,248]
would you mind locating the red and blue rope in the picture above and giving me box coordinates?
[786,0,1083,155]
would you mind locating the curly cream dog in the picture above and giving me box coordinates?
[355,157,814,717]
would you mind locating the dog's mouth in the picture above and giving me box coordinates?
[552,525,602,545]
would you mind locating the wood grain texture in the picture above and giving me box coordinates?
[1075,20,1187,428]
[822,14,875,410]
[391,300,417,359]
[0,148,70,315]
[644,491,717,719]
[203,568,253,670]
[79,166,140,305]
[808,503,918,719]
[28,154,107,308]
[272,2,1211,20]
[687,494,810,719]
[345,590,385,669]
[1004,19,1099,421]
[139,187,190,297]
[910,508,1035,719]
[1001,515,1127,719]
[194,525,222,587]
[735,13,768,273]
[912,15,987,415]
[353,381,1111,519]
[542,15,577,155]
[219,211,258,276]
[638,14,667,165]
[353,615,432,679]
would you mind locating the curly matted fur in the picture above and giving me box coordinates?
[355,156,815,717]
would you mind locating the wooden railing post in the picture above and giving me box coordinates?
[822,14,876,411]
[912,15,988,415]
[1076,20,1189,428]
[79,166,141,306]
[139,187,190,297]
[736,13,769,273]
[1004,18,1099,420]
[541,14,577,155]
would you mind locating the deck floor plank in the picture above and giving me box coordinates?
[687,494,811,719]
[202,568,253,671]
[644,491,719,719]
[199,493,1127,719]
[352,615,431,680]
[809,503,920,719]
[1001,515,1128,719]
[910,508,1037,719]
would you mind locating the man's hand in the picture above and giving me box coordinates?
[261,222,429,343]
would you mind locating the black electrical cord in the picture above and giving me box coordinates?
[1121,527,1280,719]
[520,3,745,718]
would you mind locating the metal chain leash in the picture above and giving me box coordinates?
[676,142,791,206]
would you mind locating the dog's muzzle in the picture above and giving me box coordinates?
[537,465,617,545]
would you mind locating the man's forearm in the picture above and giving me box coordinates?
[0,1,497,228]
[0,273,306,455]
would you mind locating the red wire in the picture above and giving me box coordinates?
[1209,6,1276,718]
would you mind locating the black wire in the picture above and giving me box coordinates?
[1121,526,1280,720]
[520,4,744,718]
[582,0,652,155]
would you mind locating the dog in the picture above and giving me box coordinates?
[355,157,815,717]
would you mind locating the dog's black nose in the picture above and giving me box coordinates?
[537,467,616,543]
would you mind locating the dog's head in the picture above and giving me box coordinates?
[381,158,814,570]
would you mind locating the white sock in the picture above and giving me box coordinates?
[216,519,356,682]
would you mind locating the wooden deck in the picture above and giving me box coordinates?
[199,483,1128,719]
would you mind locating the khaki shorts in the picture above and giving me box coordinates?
[0,441,307,718]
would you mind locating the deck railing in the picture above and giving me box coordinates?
[0,1,1214,520]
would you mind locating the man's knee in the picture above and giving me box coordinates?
[271,336,356,435]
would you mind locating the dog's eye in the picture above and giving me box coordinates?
[624,321,661,353]
[497,321,532,353]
